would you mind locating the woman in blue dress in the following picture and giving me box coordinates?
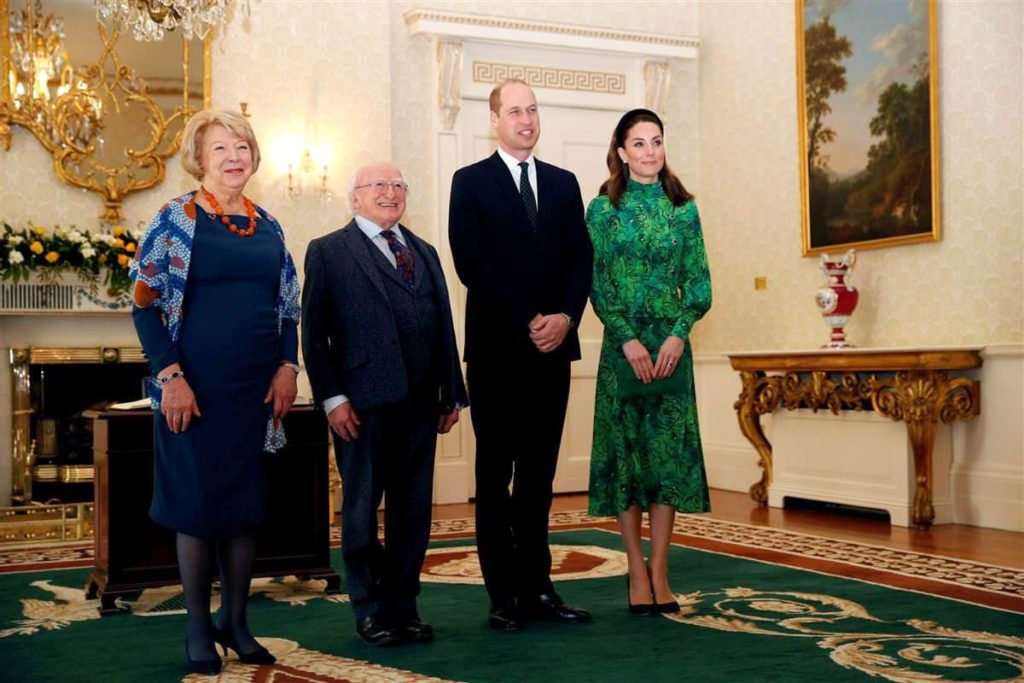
[130,109,301,675]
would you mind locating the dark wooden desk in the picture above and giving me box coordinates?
[727,348,982,528]
[84,405,340,614]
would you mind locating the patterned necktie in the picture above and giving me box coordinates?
[381,228,415,286]
[518,161,538,229]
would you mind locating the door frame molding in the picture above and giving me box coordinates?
[405,8,699,503]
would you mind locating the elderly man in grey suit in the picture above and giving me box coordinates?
[302,161,467,647]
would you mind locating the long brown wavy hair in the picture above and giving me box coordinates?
[598,108,693,210]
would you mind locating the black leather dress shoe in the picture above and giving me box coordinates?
[398,615,435,643]
[356,615,403,646]
[525,593,592,623]
[488,600,524,632]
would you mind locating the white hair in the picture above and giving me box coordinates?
[347,162,406,212]
[347,167,361,212]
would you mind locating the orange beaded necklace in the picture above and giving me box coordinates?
[200,186,257,237]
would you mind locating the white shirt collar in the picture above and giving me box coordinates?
[496,146,535,175]
[354,215,405,245]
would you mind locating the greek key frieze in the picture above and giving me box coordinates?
[472,61,626,95]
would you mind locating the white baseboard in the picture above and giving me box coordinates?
[434,459,470,505]
[950,462,1024,531]
[703,440,761,493]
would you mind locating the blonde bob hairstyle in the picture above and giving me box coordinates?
[180,109,261,181]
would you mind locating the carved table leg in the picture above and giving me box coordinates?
[905,418,938,528]
[870,369,981,529]
[734,371,777,506]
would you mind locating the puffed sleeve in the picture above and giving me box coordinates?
[587,197,636,348]
[670,201,712,340]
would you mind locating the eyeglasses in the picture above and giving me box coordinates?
[354,181,408,194]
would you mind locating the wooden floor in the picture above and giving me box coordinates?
[434,488,1024,569]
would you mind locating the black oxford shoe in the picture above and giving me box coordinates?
[356,615,403,647]
[398,614,435,643]
[488,600,524,632]
[525,592,592,623]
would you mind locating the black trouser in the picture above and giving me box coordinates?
[468,356,571,605]
[334,396,437,620]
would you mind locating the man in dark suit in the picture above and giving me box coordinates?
[302,161,467,646]
[448,79,594,631]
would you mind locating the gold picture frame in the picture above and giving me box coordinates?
[796,0,940,256]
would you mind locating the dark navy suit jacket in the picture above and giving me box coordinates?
[448,152,593,364]
[301,219,467,412]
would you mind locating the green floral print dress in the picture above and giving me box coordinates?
[586,178,712,516]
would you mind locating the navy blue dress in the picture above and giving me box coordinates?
[133,207,298,539]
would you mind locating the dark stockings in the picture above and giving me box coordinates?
[176,533,217,662]
[215,531,260,654]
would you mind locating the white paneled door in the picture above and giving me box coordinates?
[451,98,620,495]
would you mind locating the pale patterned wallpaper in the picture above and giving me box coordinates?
[387,0,701,247]
[1,0,1019,353]
[696,0,1023,352]
[208,1,393,274]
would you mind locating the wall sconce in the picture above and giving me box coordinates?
[272,134,331,200]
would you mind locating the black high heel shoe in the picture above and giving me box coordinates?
[626,576,656,615]
[185,640,222,675]
[646,563,680,613]
[655,599,681,613]
[213,627,277,665]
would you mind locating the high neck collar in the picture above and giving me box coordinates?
[626,177,663,193]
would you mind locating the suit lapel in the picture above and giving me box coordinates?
[487,152,528,220]
[341,220,389,299]
[401,229,426,288]
[534,160,555,229]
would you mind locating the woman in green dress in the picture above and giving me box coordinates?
[586,109,712,614]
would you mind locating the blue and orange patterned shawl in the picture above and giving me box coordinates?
[128,190,300,452]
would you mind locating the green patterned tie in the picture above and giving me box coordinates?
[518,161,537,230]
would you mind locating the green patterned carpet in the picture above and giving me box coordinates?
[1,527,1022,682]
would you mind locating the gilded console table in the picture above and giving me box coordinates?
[727,348,982,528]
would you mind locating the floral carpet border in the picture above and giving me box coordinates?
[2,511,1021,612]
[549,511,1024,613]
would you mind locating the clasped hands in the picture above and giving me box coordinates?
[528,313,569,353]
[622,335,685,384]
[159,363,298,434]
[328,404,460,442]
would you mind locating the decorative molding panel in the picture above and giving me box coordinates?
[0,278,130,315]
[472,61,626,95]
[405,9,698,59]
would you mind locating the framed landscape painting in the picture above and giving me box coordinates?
[796,0,940,256]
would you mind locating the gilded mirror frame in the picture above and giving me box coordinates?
[0,0,211,222]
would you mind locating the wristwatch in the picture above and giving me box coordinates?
[280,362,301,375]
[560,313,575,329]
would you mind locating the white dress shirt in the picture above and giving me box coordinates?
[496,147,538,207]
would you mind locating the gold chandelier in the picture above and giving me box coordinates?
[3,0,100,149]
[93,0,235,42]
[8,1,71,104]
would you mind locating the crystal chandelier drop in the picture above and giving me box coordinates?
[7,0,72,106]
[3,0,99,151]
[92,0,235,42]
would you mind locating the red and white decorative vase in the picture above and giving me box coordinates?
[815,249,858,349]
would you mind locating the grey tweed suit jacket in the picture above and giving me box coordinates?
[301,219,467,412]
